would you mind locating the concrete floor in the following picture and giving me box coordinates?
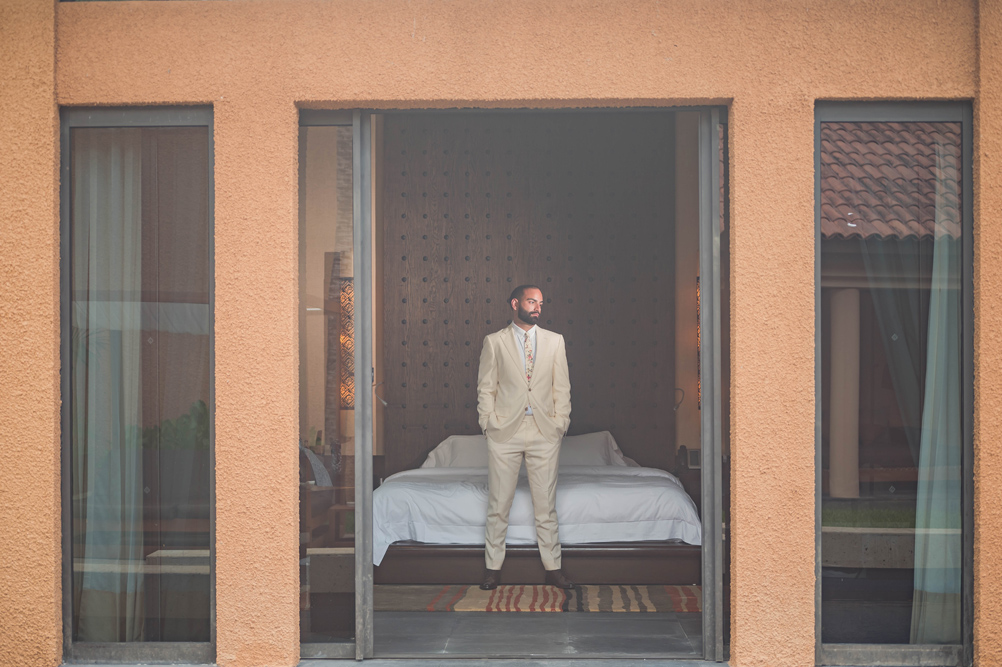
[373,611,703,659]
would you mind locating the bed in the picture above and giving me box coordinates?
[372,432,702,585]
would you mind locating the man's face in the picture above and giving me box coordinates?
[512,289,543,326]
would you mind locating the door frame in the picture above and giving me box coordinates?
[300,107,727,662]
[698,107,726,662]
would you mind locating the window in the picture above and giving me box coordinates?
[61,108,214,663]
[816,104,972,666]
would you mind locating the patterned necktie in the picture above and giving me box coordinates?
[524,331,534,383]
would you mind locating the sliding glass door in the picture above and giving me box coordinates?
[299,108,726,661]
[297,111,372,659]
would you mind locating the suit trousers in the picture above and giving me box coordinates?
[484,415,562,571]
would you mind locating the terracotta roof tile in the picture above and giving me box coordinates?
[820,121,962,240]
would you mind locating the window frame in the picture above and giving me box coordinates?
[60,106,216,665]
[813,101,974,667]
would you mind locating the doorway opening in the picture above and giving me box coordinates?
[297,109,729,660]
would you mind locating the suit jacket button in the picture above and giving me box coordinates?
[528,388,532,391]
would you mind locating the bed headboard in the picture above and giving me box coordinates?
[379,113,679,476]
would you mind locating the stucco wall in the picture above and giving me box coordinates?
[975,1,1002,664]
[212,100,301,667]
[728,94,816,666]
[1,1,990,666]
[0,2,60,667]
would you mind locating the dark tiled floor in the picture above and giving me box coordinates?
[374,611,703,658]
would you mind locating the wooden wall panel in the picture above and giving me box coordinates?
[382,113,676,475]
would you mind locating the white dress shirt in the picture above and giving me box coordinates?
[511,322,537,415]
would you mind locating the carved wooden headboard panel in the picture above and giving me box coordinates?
[381,113,677,475]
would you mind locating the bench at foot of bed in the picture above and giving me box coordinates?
[373,540,701,586]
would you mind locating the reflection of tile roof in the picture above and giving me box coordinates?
[820,122,961,240]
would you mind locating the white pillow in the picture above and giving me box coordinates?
[420,430,634,468]
[421,434,489,468]
[558,431,631,467]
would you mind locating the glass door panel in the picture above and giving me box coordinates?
[298,122,357,646]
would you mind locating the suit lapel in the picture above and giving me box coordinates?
[499,327,523,376]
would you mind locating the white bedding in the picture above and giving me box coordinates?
[372,463,702,566]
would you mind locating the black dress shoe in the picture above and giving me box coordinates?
[544,568,575,589]
[480,568,501,590]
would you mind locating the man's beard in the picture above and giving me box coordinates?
[517,306,539,326]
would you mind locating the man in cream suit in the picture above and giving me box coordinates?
[476,285,574,590]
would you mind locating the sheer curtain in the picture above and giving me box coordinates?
[909,146,962,644]
[859,243,929,467]
[71,128,146,642]
[859,139,962,644]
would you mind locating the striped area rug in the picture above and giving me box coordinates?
[374,584,701,613]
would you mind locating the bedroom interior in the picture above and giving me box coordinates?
[297,110,730,657]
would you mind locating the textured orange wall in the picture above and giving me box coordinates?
[0,2,60,667]
[727,95,816,666]
[0,1,977,666]
[212,101,301,666]
[975,0,1002,663]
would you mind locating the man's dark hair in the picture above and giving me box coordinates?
[509,284,541,305]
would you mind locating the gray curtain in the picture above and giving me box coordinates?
[71,128,146,642]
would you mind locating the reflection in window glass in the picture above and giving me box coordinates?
[298,125,356,642]
[820,122,962,644]
[70,127,211,641]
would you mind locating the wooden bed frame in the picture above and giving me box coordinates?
[373,540,701,586]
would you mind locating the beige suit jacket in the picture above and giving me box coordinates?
[476,326,572,444]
